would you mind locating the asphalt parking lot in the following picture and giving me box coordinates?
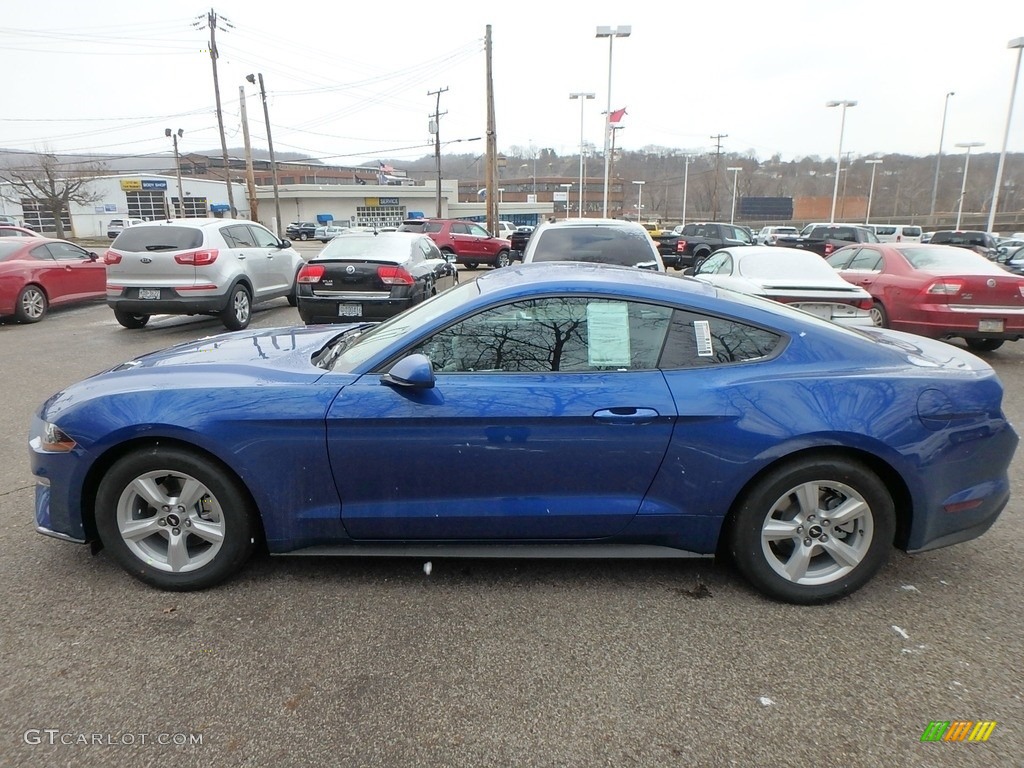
[0,257,1021,767]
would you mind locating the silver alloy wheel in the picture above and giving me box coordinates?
[760,480,874,586]
[869,306,885,327]
[20,287,45,319]
[115,469,226,573]
[232,289,251,324]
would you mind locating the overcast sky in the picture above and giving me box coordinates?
[2,1,1022,169]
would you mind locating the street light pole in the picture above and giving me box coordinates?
[596,25,631,218]
[561,183,572,219]
[955,142,985,230]
[164,128,185,219]
[987,37,1024,234]
[632,180,645,223]
[682,154,693,226]
[570,92,596,219]
[246,73,282,237]
[929,91,955,219]
[826,100,857,223]
[865,159,883,224]
[726,167,742,225]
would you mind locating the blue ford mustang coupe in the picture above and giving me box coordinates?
[29,263,1017,603]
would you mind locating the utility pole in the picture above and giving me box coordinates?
[197,8,236,218]
[238,86,258,222]
[247,73,282,237]
[484,26,497,233]
[608,125,623,215]
[710,134,727,221]
[428,86,449,218]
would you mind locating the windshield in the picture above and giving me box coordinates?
[739,251,837,279]
[327,280,481,372]
[317,234,413,261]
[900,246,1006,273]
[112,225,203,252]
[530,227,659,267]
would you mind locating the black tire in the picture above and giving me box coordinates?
[464,262,479,270]
[220,284,252,331]
[870,301,888,328]
[94,446,256,590]
[299,232,309,241]
[965,338,1004,352]
[14,284,47,323]
[693,251,711,271]
[728,455,895,604]
[287,272,299,307]
[114,309,150,329]
[494,250,511,268]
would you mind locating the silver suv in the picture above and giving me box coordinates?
[105,218,304,330]
[521,219,665,272]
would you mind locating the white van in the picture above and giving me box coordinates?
[865,224,922,243]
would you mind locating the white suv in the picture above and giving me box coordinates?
[105,218,305,330]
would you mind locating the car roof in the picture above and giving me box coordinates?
[472,261,711,297]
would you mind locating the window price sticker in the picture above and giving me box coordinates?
[694,320,714,357]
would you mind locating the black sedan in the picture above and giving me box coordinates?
[296,231,458,324]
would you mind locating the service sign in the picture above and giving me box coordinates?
[364,197,401,207]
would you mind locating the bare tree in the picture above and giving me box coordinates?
[1,154,106,238]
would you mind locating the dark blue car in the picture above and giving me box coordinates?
[29,263,1017,603]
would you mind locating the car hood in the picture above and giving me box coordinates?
[112,324,358,374]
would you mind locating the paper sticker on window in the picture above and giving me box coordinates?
[587,302,631,367]
[693,320,714,357]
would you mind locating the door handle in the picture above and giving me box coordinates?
[593,407,660,424]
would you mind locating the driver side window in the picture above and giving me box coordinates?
[409,297,672,373]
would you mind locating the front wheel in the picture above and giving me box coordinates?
[113,309,150,329]
[965,338,1004,352]
[14,285,47,323]
[94,446,257,590]
[220,285,252,331]
[494,250,511,268]
[298,232,309,241]
[728,455,895,604]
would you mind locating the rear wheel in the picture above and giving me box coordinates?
[729,455,895,604]
[287,271,299,307]
[298,232,309,241]
[114,309,150,329]
[220,285,251,331]
[14,285,47,323]
[464,262,478,270]
[966,338,1004,352]
[94,446,256,590]
[870,301,888,328]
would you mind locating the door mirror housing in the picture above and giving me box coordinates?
[381,354,435,389]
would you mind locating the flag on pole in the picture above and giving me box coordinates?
[609,107,627,124]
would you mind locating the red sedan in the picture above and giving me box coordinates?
[827,242,1024,351]
[0,238,106,323]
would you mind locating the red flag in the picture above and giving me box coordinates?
[609,107,627,124]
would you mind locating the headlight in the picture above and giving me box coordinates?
[40,422,77,452]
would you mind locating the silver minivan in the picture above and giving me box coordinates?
[105,218,305,330]
[865,224,922,243]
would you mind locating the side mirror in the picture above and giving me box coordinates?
[89,251,99,261]
[381,353,435,389]
[279,239,292,248]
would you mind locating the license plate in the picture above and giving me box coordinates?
[338,304,362,317]
[138,288,160,300]
[793,303,833,319]
[978,319,1004,332]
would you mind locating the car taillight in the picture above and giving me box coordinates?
[174,249,219,266]
[103,250,122,265]
[676,240,687,253]
[297,264,326,283]
[927,280,963,295]
[857,298,874,310]
[377,265,414,285]
[824,243,835,256]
